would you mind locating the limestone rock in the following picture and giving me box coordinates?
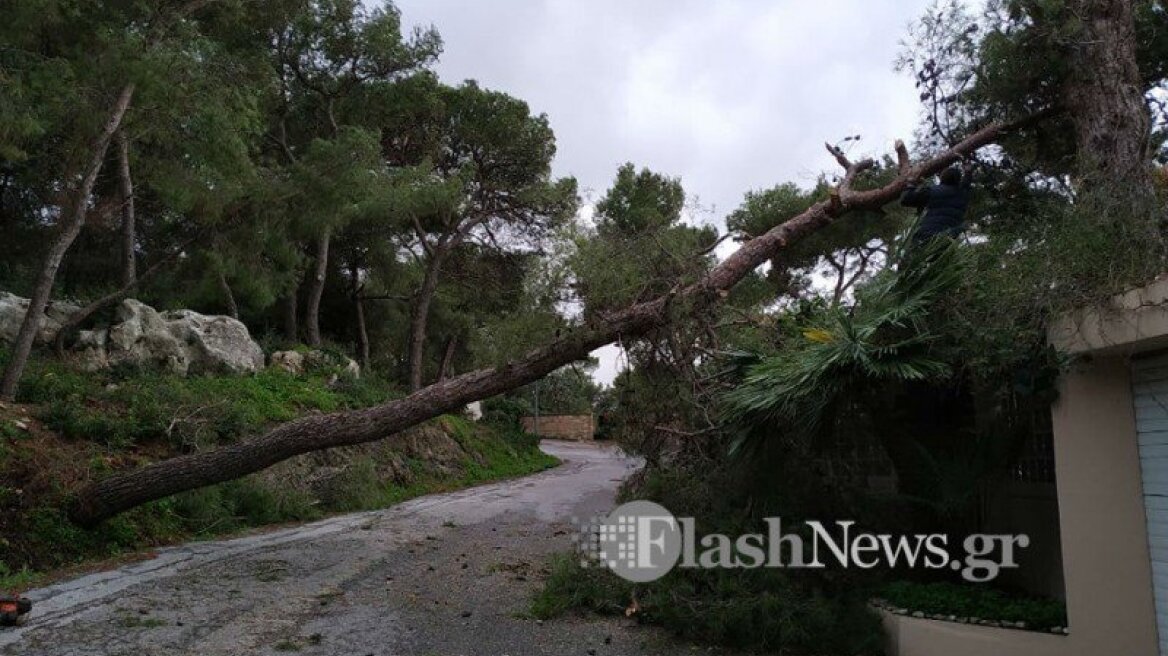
[0,292,82,343]
[161,308,264,374]
[269,350,305,375]
[107,299,190,374]
[73,328,110,372]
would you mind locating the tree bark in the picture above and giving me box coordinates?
[354,295,370,372]
[68,116,1039,525]
[304,229,330,347]
[0,83,136,401]
[217,269,239,319]
[283,292,299,343]
[1065,0,1153,200]
[349,261,370,372]
[407,255,444,391]
[116,130,137,289]
[437,335,457,382]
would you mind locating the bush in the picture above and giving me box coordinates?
[481,395,531,429]
[532,554,883,654]
[531,451,897,654]
[879,580,1067,629]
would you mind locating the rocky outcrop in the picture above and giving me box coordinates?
[94,299,265,375]
[0,292,370,380]
[159,307,265,375]
[0,292,265,376]
[0,292,82,344]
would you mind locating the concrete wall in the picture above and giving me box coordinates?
[520,414,594,441]
[1048,275,1168,357]
[882,611,1066,656]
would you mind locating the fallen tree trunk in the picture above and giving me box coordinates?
[70,116,1041,525]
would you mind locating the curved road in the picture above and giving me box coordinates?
[2,441,683,656]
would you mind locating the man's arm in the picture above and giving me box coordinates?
[900,183,929,208]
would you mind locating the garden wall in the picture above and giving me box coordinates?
[520,414,594,441]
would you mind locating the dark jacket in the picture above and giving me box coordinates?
[900,172,972,240]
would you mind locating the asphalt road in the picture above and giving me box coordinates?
[0,440,699,656]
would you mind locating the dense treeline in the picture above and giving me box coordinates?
[0,0,580,398]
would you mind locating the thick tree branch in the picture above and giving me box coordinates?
[69,114,1045,525]
[410,214,435,258]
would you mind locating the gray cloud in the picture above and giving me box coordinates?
[393,0,934,385]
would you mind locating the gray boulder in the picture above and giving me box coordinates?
[78,299,263,376]
[303,349,360,378]
[107,299,190,374]
[1,290,274,377]
[161,308,264,375]
[0,291,82,343]
[73,328,110,372]
[269,350,305,375]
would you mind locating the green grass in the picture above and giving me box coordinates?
[13,354,398,450]
[0,561,40,591]
[318,417,559,513]
[878,580,1067,629]
[531,554,629,619]
[445,415,560,483]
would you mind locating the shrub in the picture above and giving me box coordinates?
[879,580,1067,629]
[532,554,883,654]
[481,395,532,429]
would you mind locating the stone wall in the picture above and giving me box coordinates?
[520,414,594,441]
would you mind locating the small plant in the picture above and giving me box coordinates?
[879,580,1067,630]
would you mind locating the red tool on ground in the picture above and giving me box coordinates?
[0,595,31,626]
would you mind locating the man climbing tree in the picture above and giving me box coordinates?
[900,163,974,243]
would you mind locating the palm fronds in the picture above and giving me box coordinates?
[724,239,964,454]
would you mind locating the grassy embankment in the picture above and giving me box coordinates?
[0,348,557,591]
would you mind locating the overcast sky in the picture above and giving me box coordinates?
[393,0,934,385]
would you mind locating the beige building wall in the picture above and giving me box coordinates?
[1048,355,1159,655]
[520,414,595,441]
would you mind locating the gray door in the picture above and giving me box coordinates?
[1132,353,1168,654]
